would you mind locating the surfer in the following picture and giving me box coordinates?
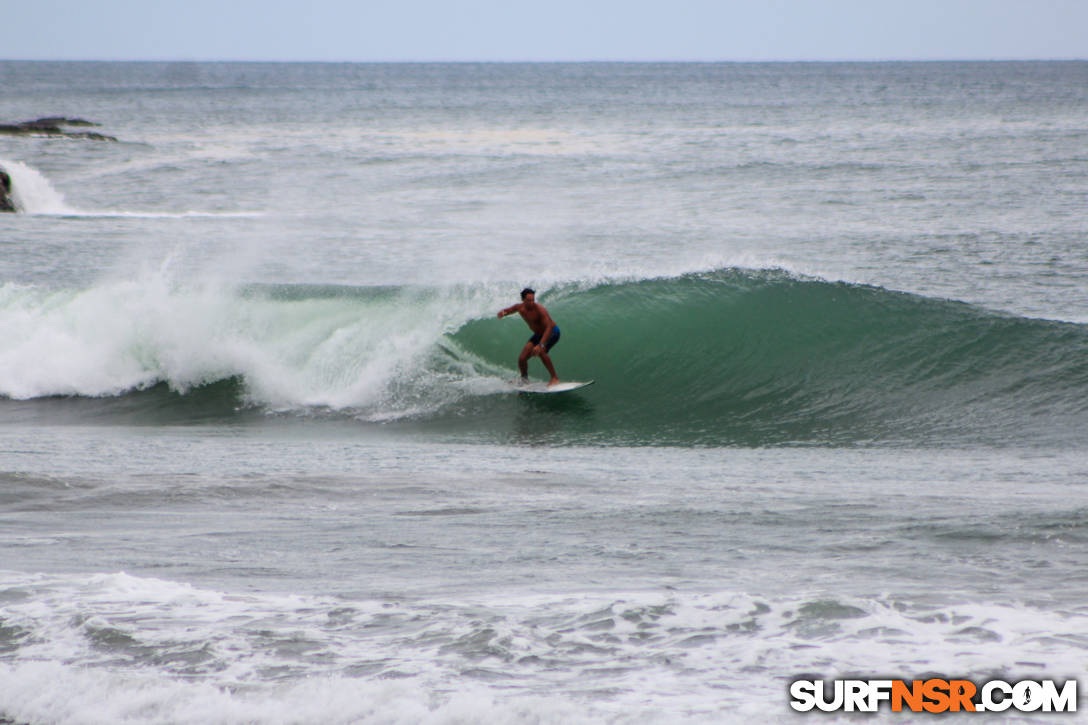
[497,288,560,385]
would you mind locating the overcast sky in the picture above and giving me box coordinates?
[1,0,1085,62]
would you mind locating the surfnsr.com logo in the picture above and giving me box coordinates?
[789,678,1078,713]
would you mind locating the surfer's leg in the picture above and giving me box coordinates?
[539,350,559,385]
[539,328,560,384]
[517,341,534,379]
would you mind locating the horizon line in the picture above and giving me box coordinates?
[1,57,1085,64]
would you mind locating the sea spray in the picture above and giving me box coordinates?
[0,159,74,214]
[0,275,513,417]
[0,158,263,218]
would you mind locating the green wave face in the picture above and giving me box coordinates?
[450,270,1088,446]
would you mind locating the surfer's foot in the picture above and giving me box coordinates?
[548,377,560,386]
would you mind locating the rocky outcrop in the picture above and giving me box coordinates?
[0,167,14,212]
[0,117,117,141]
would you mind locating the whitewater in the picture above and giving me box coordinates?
[1,61,1087,723]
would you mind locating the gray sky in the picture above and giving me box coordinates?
[2,0,1085,62]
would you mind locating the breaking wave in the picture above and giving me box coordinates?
[2,269,1086,446]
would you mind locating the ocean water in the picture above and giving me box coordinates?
[1,61,1087,723]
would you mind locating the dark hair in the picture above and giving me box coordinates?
[520,288,535,300]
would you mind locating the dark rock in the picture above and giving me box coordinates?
[31,116,100,127]
[0,117,116,141]
[0,167,14,213]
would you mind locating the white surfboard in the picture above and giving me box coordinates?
[510,380,595,394]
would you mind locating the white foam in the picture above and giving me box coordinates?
[1,158,76,214]
[0,661,590,725]
[2,571,1085,724]
[0,158,263,218]
[0,572,615,724]
[0,274,512,413]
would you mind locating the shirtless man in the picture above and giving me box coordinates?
[497,288,560,385]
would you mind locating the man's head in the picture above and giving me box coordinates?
[520,287,535,303]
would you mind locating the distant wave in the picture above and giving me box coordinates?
[41,210,264,219]
[1,159,74,214]
[0,158,262,217]
[2,270,1086,446]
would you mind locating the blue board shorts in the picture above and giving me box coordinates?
[529,326,560,351]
